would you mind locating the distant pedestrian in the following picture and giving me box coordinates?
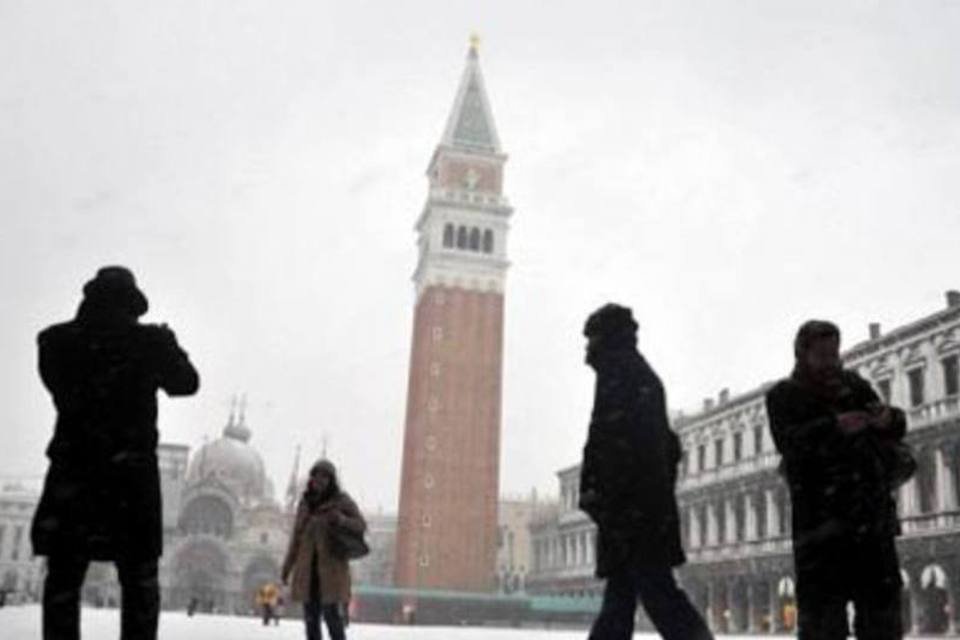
[31,266,199,640]
[282,459,367,640]
[579,304,713,640]
[766,320,912,639]
[256,581,281,626]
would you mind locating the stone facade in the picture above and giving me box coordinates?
[352,511,397,588]
[0,481,42,602]
[527,291,960,635]
[394,40,512,594]
[527,467,600,598]
[496,494,551,594]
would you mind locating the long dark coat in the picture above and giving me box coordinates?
[31,317,199,561]
[281,491,366,605]
[766,370,906,592]
[579,352,685,577]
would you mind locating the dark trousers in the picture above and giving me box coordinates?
[262,604,274,625]
[43,554,159,640]
[797,588,902,640]
[588,565,714,640]
[302,552,345,640]
[795,535,903,639]
[303,601,345,640]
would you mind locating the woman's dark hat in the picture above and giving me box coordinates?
[82,266,149,317]
[310,459,337,478]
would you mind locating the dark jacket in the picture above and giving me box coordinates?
[579,352,685,577]
[766,370,906,583]
[31,317,198,560]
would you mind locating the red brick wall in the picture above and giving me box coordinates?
[394,285,504,592]
[437,158,503,194]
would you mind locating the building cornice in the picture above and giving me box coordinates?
[843,305,960,362]
[674,384,773,432]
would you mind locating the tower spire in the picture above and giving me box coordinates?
[224,393,252,443]
[286,444,302,512]
[199,433,209,478]
[238,394,248,427]
[439,33,501,153]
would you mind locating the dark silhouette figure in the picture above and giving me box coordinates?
[282,459,366,640]
[31,266,199,640]
[579,304,713,640]
[766,320,911,639]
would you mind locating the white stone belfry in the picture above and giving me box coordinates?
[412,39,513,297]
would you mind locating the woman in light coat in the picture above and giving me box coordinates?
[282,459,366,640]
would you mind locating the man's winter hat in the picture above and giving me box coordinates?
[583,303,638,338]
[794,319,841,358]
[82,266,149,317]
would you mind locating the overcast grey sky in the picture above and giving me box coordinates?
[2,0,958,511]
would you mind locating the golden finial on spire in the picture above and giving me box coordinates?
[469,32,481,55]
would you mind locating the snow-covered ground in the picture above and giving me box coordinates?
[0,605,946,639]
[0,604,768,640]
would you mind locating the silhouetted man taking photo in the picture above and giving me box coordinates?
[580,303,713,640]
[766,320,911,639]
[32,266,199,640]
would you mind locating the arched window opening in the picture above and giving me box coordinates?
[469,227,481,251]
[756,492,768,540]
[735,494,746,542]
[443,224,454,248]
[777,487,791,535]
[917,449,938,514]
[483,229,494,253]
[180,495,233,539]
[456,226,467,249]
[715,502,726,545]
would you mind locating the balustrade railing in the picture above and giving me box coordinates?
[901,509,960,535]
[686,536,793,562]
[908,396,960,429]
[430,188,509,207]
[678,451,780,492]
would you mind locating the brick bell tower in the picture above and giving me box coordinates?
[394,36,513,593]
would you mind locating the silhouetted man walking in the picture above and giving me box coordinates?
[32,267,199,640]
[580,304,713,640]
[766,320,910,639]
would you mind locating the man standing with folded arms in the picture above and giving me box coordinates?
[766,320,909,639]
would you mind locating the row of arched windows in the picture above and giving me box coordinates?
[443,223,494,254]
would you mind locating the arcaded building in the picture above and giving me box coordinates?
[394,39,513,593]
[528,291,960,635]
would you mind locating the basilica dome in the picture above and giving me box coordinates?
[186,410,273,505]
